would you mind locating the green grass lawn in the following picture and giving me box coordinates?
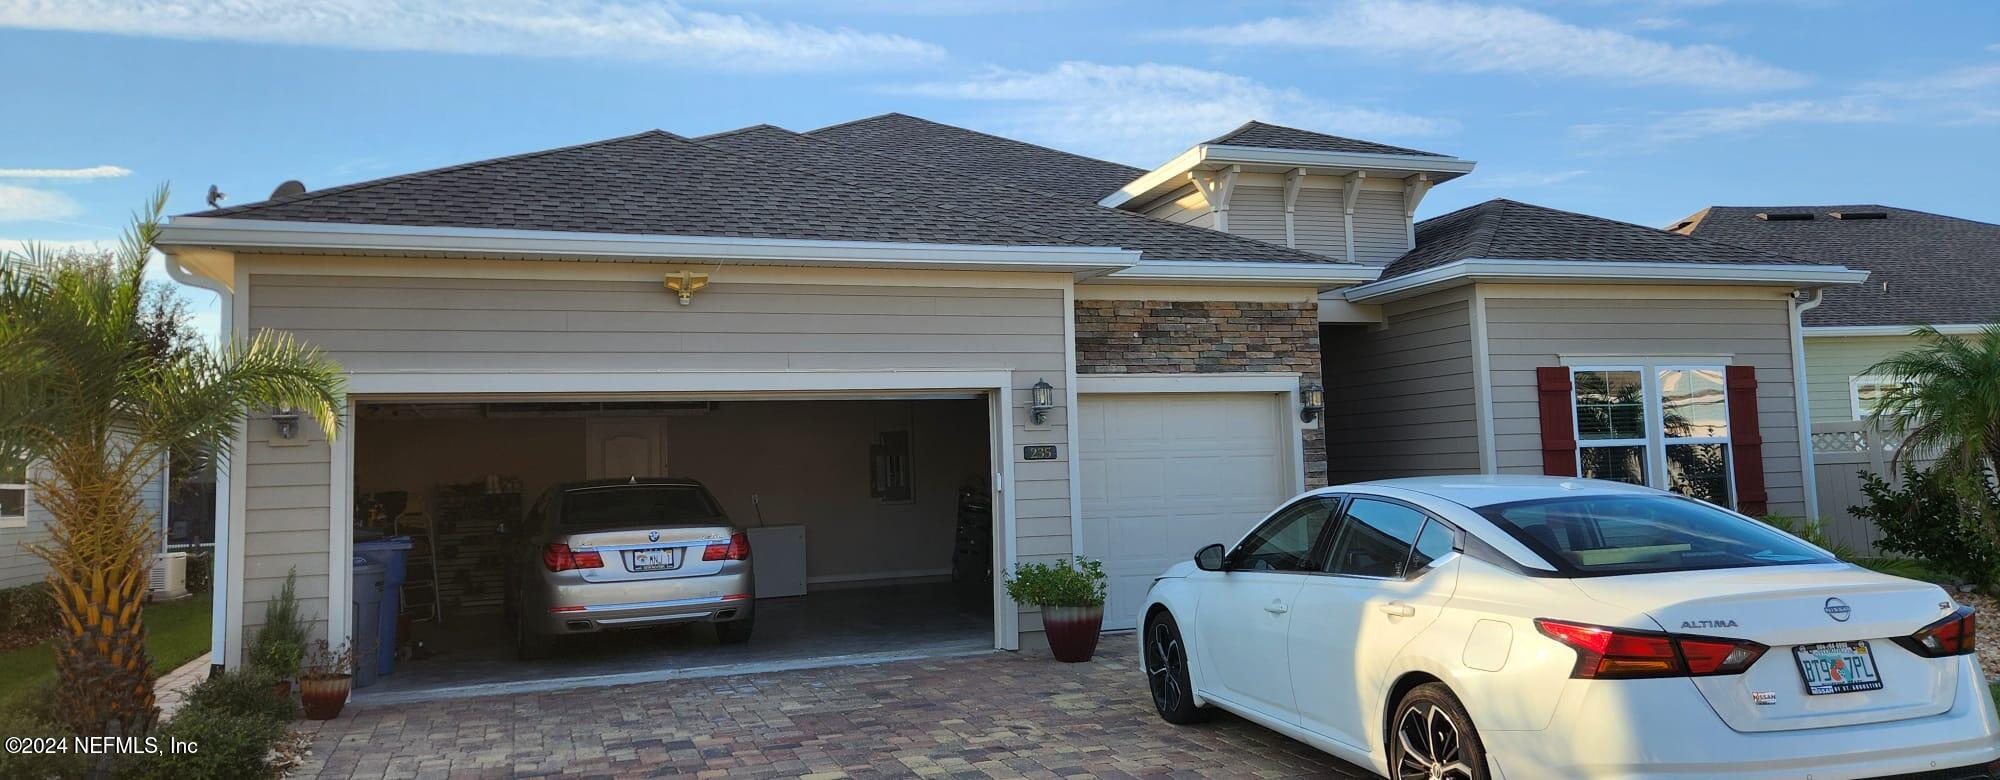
[0,596,210,711]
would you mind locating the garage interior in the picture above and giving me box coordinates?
[348,396,997,698]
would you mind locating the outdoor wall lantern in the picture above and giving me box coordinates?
[271,407,301,439]
[1300,383,1325,424]
[1029,379,1055,425]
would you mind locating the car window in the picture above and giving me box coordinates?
[1231,497,1339,573]
[1476,494,1833,576]
[1406,519,1455,573]
[1326,498,1428,578]
[559,485,722,530]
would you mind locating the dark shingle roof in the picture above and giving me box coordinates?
[1384,199,1814,280]
[696,124,1341,263]
[807,113,1147,202]
[1206,120,1449,158]
[1680,205,2000,328]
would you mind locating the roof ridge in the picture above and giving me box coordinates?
[1487,198,1813,264]
[188,130,678,218]
[807,112,1146,180]
[688,123,788,142]
[711,124,1349,264]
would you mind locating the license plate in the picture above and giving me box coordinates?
[1792,641,1884,695]
[627,547,680,572]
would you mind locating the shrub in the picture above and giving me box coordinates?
[182,668,299,724]
[1850,467,2000,587]
[182,551,212,595]
[118,704,287,780]
[0,687,90,780]
[1003,558,1106,608]
[1758,515,1939,581]
[247,570,308,678]
[0,583,59,648]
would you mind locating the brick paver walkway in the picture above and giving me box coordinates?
[296,642,1372,778]
[154,655,211,720]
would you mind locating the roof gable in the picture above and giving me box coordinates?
[1205,120,1449,158]
[807,113,1146,202]
[1385,199,1812,279]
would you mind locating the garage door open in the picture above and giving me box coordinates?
[1080,392,1296,630]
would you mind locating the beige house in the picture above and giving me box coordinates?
[156,115,1865,673]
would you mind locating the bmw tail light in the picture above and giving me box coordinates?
[543,543,604,572]
[1535,619,1766,679]
[1895,605,1977,658]
[703,533,750,562]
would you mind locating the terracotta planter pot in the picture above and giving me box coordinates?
[299,674,351,720]
[271,679,292,700]
[1040,604,1103,662]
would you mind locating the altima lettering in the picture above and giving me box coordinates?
[1680,619,1739,629]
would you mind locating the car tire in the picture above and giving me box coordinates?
[1142,611,1210,724]
[1390,683,1489,780]
[715,615,754,645]
[515,614,554,660]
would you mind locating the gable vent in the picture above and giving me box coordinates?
[1830,211,1888,220]
[1757,212,1814,221]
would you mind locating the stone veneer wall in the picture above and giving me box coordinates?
[1073,300,1326,487]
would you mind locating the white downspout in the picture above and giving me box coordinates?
[1790,288,1823,523]
[163,254,232,672]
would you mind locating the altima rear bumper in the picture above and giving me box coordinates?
[1483,655,2000,779]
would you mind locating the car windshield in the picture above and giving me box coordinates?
[1475,494,1831,577]
[561,485,721,529]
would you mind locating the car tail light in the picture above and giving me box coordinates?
[1895,605,1977,658]
[1535,618,1766,679]
[542,543,603,572]
[703,532,750,561]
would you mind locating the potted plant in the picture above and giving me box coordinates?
[299,639,357,720]
[252,638,303,699]
[1004,558,1107,662]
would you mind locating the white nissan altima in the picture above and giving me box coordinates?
[1138,476,2000,780]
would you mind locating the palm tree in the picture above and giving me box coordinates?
[1865,323,2000,479]
[0,187,345,739]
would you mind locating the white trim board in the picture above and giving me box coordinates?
[1342,258,1870,303]
[1099,143,1477,210]
[1076,373,1301,395]
[1092,260,1379,288]
[1804,324,1988,337]
[342,369,1020,397]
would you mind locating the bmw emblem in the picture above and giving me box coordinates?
[1824,597,1851,622]
[648,530,661,542]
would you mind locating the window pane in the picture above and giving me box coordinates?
[1478,495,1828,576]
[1659,368,1728,438]
[1328,498,1427,578]
[0,488,22,518]
[1574,370,1646,440]
[1580,445,1647,485]
[560,485,721,530]
[1232,498,1337,573]
[1407,519,1455,572]
[1666,443,1732,508]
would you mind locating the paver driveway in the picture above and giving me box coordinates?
[298,642,1374,779]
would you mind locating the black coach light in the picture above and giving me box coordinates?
[1300,383,1325,424]
[1030,379,1055,425]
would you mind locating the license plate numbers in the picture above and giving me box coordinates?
[1793,641,1884,695]
[627,548,679,572]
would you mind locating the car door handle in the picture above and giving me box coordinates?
[1264,601,1290,615]
[1379,602,1417,618]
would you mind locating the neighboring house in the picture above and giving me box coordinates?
[1670,205,2000,423]
[1,462,171,589]
[155,114,1865,669]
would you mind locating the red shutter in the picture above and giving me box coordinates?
[1536,367,1578,477]
[1725,365,1768,516]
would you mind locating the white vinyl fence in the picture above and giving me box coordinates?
[1809,420,1936,555]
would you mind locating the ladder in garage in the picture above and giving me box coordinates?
[396,511,444,624]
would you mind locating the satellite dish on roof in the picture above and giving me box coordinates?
[269,180,307,199]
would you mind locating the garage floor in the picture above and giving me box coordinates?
[353,583,994,704]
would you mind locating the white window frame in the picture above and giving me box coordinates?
[1849,374,1903,421]
[0,463,26,529]
[1568,363,1736,508]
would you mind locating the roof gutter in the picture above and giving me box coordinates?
[1099,144,1478,209]
[1803,323,1991,337]
[157,216,1143,275]
[1341,258,1872,303]
[1092,259,1381,289]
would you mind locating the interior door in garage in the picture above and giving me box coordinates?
[1080,393,1293,630]
[586,418,667,479]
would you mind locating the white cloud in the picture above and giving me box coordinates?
[0,165,132,179]
[1153,0,1806,91]
[896,61,1456,165]
[0,185,82,222]
[1467,169,1589,189]
[0,0,944,71]
[1580,61,2000,148]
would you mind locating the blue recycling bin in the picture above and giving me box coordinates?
[351,557,386,689]
[353,537,413,676]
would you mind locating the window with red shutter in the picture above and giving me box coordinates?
[1537,363,1758,512]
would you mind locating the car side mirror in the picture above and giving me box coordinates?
[1194,543,1227,572]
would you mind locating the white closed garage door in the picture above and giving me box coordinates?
[1079,392,1295,630]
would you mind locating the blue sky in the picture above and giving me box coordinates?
[2,0,1997,328]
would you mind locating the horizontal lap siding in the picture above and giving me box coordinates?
[1324,289,1481,481]
[1484,294,1806,516]
[243,270,1072,650]
[1803,336,1916,424]
[3,460,167,590]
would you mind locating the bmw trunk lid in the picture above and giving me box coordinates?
[1572,563,1966,732]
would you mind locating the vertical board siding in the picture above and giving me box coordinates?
[1322,288,1482,481]
[1350,191,1411,265]
[1293,188,1349,259]
[1802,335,1924,424]
[242,270,1071,648]
[1484,294,1808,517]
[1228,185,1288,245]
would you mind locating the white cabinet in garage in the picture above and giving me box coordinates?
[1080,393,1294,630]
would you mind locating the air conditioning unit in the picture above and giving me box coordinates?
[149,552,188,600]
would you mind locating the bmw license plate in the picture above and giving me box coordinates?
[1793,641,1884,695]
[626,547,679,572]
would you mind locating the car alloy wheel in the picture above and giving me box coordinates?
[1396,699,1476,780]
[1145,619,1186,713]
